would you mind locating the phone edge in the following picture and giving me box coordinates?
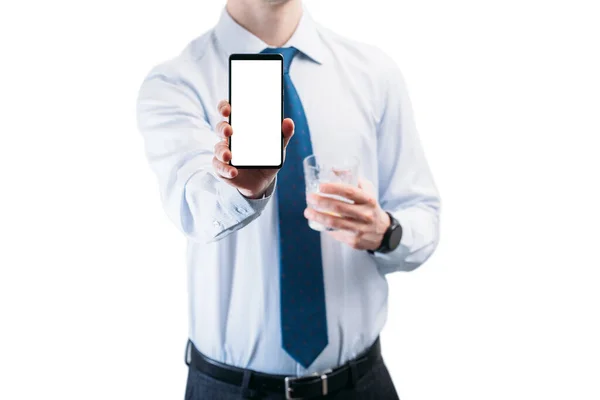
[228,53,284,170]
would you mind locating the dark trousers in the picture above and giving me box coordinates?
[184,356,400,400]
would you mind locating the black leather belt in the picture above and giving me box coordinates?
[186,337,381,399]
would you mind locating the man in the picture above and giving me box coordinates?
[137,0,440,398]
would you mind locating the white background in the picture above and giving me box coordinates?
[1,1,599,399]
[230,59,282,167]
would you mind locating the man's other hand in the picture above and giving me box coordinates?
[304,178,391,251]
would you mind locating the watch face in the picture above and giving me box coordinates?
[388,225,402,250]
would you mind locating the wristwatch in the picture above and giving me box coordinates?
[368,212,402,254]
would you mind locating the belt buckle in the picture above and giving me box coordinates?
[284,369,332,400]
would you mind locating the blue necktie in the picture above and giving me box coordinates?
[261,47,328,368]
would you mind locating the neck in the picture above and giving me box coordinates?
[226,0,303,47]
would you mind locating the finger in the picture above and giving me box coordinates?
[357,177,376,196]
[215,121,233,139]
[217,100,231,117]
[282,118,295,149]
[212,156,238,179]
[304,207,367,233]
[214,141,232,163]
[318,182,374,205]
[306,193,374,224]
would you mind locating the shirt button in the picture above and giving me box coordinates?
[235,206,246,214]
[213,220,223,228]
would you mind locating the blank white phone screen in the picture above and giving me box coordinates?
[230,59,282,167]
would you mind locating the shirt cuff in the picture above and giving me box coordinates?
[208,177,277,241]
[369,209,413,274]
[243,177,277,209]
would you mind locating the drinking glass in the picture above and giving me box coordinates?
[303,154,360,231]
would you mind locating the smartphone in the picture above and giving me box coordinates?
[229,53,284,168]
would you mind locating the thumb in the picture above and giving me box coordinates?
[282,118,295,149]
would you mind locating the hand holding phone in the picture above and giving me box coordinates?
[211,100,294,199]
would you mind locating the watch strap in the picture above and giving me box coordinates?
[368,212,401,254]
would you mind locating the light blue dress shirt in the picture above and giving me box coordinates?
[136,8,441,376]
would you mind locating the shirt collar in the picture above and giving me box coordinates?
[214,7,326,65]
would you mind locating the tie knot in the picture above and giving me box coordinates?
[261,47,299,74]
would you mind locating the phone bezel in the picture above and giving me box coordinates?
[228,53,284,169]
